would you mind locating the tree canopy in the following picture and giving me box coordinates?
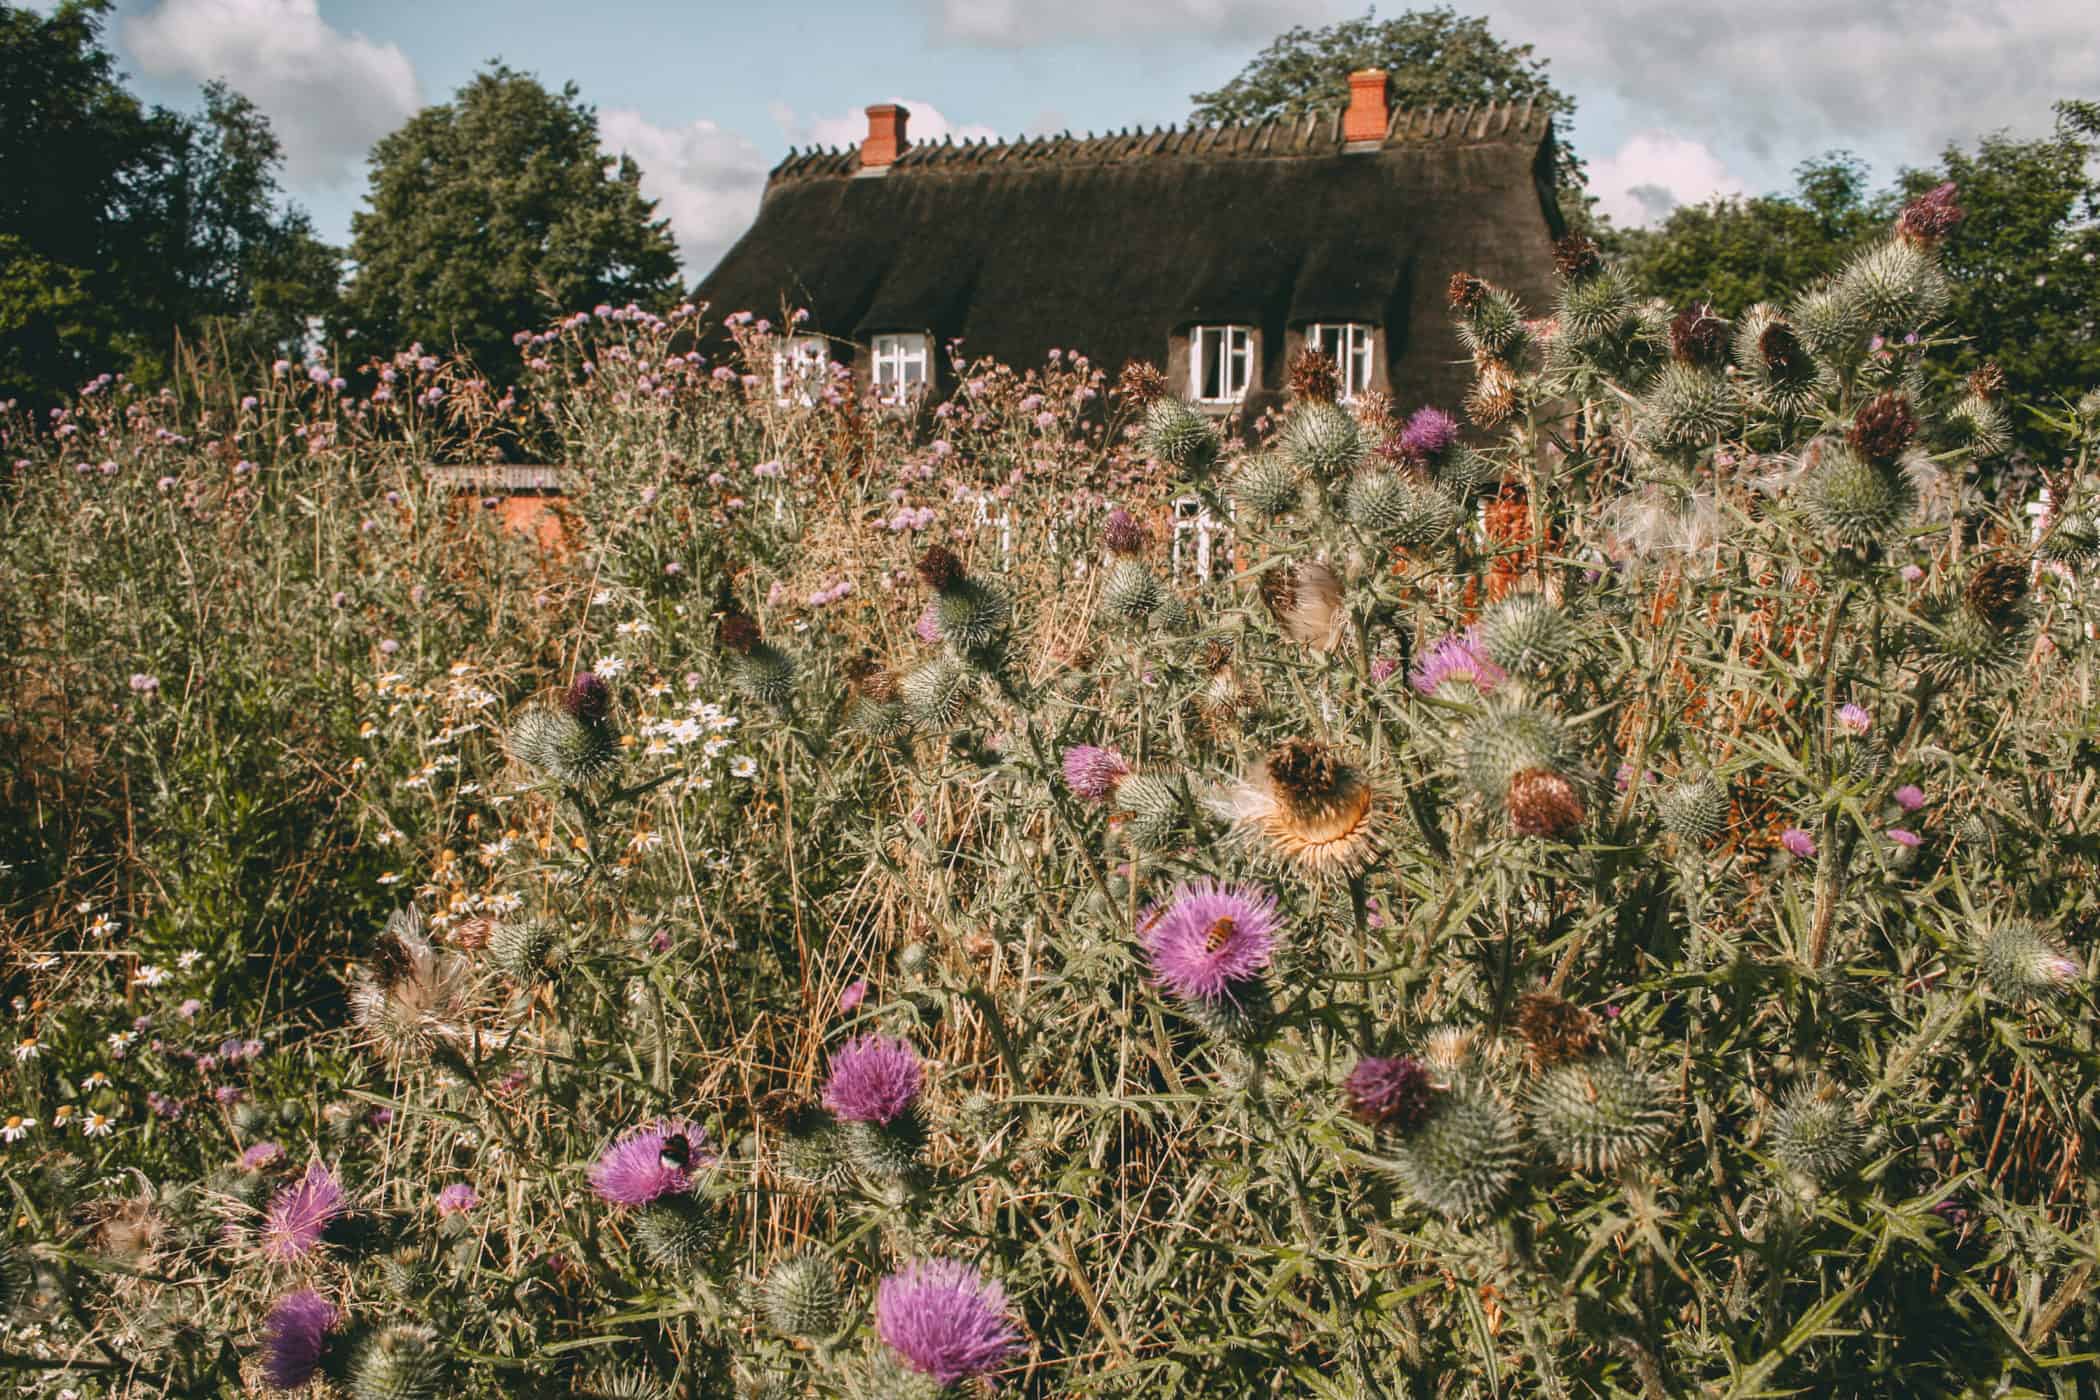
[334,65,681,377]
[1191,7,1583,203]
[0,1,335,403]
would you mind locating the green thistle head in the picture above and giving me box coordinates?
[1099,558,1164,624]
[1387,1085,1524,1220]
[1767,1082,1867,1191]
[488,918,561,982]
[759,1250,842,1341]
[1140,398,1221,477]
[1554,262,1636,345]
[729,643,797,708]
[1344,471,1459,547]
[1477,594,1574,676]
[1733,305,1831,416]
[932,579,1011,653]
[1528,1059,1675,1174]
[1436,444,1497,498]
[1637,362,1740,453]
[901,655,977,730]
[1652,774,1729,844]
[1978,919,2082,1004]
[1796,447,1915,548]
[632,1194,721,1275]
[1836,238,1951,332]
[349,1325,448,1400]
[1946,393,2010,457]
[1279,401,1366,482]
[1789,285,1866,358]
[1454,282,1528,358]
[1458,700,1577,807]
[1230,451,1303,520]
[507,706,620,786]
[1111,771,1186,850]
[840,1109,925,1182]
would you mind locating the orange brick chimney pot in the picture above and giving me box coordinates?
[862,104,910,168]
[1344,70,1390,146]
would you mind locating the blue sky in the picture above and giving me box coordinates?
[48,0,2100,278]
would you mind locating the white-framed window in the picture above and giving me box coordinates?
[1172,495,1229,581]
[1190,325,1254,404]
[772,334,829,406]
[871,332,930,403]
[1306,323,1375,400]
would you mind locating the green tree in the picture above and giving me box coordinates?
[1,2,337,402]
[1612,153,1890,316]
[335,64,680,376]
[1192,7,1583,205]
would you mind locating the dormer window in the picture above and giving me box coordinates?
[1190,325,1253,404]
[772,334,828,406]
[1306,323,1375,400]
[871,332,930,403]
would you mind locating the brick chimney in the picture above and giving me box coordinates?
[1343,69,1389,149]
[861,103,910,170]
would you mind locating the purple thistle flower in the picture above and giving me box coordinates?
[261,1289,335,1389]
[1894,784,1926,812]
[1887,827,1921,848]
[1343,1056,1434,1132]
[435,1182,479,1215]
[1780,827,1817,859]
[1396,406,1459,462]
[875,1258,1020,1385]
[1410,630,1504,698]
[840,979,870,1013]
[1140,879,1279,1005]
[822,1035,923,1125]
[240,1141,283,1171]
[588,1119,709,1206]
[913,604,942,645]
[1061,744,1131,802]
[1836,703,1872,735]
[262,1162,345,1262]
[562,671,611,723]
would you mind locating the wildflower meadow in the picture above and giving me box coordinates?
[3,186,2100,1397]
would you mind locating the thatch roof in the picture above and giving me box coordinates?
[692,99,1563,416]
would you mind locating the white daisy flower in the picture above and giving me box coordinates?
[592,656,628,678]
[176,950,202,971]
[132,964,168,987]
[730,755,759,779]
[2,1116,36,1142]
[81,1113,114,1138]
[13,1037,38,1062]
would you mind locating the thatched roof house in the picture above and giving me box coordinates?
[693,71,1563,423]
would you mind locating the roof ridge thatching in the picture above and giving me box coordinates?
[762,99,1552,181]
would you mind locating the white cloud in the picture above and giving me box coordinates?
[773,97,1002,152]
[933,0,1330,46]
[1498,0,2099,168]
[598,110,772,277]
[1586,131,1748,228]
[122,0,420,189]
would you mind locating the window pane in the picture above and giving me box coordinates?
[1199,329,1222,401]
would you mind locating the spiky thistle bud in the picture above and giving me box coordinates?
[506,705,620,786]
[1350,388,1398,441]
[1791,285,1865,357]
[1287,345,1342,404]
[1668,303,1730,369]
[1946,392,2010,457]
[839,1110,926,1182]
[1386,1085,1523,1220]
[1477,593,1573,675]
[1918,566,2029,687]
[349,1325,448,1400]
[761,1252,842,1341]
[1837,239,1950,331]
[1459,701,1577,810]
[1116,360,1166,406]
[900,655,976,730]
[1797,445,1915,548]
[1978,920,2081,1003]
[1767,1082,1867,1190]
[845,652,899,703]
[1279,400,1366,481]
[1140,398,1221,477]
[1343,471,1458,546]
[1455,284,1527,358]
[1102,507,1147,557]
[1847,392,1917,467]
[1529,1059,1674,1173]
[2041,504,2100,568]
[1731,306,1829,415]
[1343,1056,1435,1132]
[1551,233,1603,282]
[1099,558,1164,624]
[1652,774,1729,844]
[1506,767,1586,838]
[632,1195,721,1274]
[1554,262,1636,344]
[1639,361,1739,450]
[1231,452,1302,520]
[717,609,796,706]
[1512,991,1601,1069]
[1110,771,1186,849]
[488,919,561,981]
[1895,181,1963,248]
[917,551,1010,653]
